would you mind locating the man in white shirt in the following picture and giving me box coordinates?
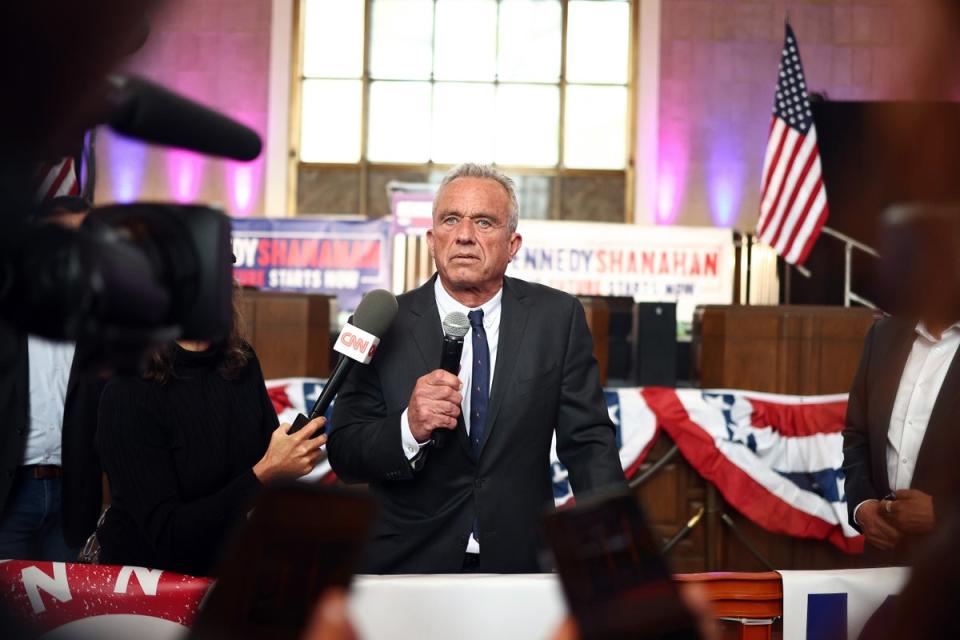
[842,315,960,558]
[0,335,78,560]
[0,198,105,561]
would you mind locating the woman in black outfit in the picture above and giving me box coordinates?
[95,306,325,576]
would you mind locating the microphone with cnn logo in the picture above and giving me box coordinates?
[288,289,398,434]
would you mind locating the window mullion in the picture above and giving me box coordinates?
[492,0,502,166]
[554,0,569,219]
[429,0,439,164]
[359,0,373,216]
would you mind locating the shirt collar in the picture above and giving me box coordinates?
[434,277,502,326]
[914,320,960,343]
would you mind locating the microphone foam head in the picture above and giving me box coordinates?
[442,311,470,338]
[353,289,399,338]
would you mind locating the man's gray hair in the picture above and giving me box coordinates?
[434,163,520,233]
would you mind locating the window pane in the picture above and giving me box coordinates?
[297,166,360,213]
[368,81,432,163]
[495,85,559,167]
[566,1,630,84]
[563,85,627,169]
[302,0,365,78]
[497,0,562,82]
[432,83,495,163]
[370,0,434,80]
[300,79,362,163]
[561,173,625,220]
[434,0,497,81]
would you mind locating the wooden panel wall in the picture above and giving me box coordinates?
[239,289,333,379]
[693,305,876,394]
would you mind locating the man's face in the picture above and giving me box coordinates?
[427,177,522,300]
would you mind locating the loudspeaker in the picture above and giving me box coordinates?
[632,302,677,387]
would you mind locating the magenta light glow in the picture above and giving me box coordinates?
[656,127,689,225]
[227,160,261,216]
[166,150,205,203]
[657,172,678,224]
[223,110,264,216]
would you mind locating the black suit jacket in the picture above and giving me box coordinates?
[0,325,29,517]
[842,316,960,535]
[328,275,626,573]
[0,326,107,548]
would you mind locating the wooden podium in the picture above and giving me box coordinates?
[239,289,333,379]
[692,305,875,394]
[676,572,782,640]
[579,297,610,386]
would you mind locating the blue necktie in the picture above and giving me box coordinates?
[468,309,489,459]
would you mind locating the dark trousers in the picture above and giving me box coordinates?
[461,553,481,573]
[0,468,78,562]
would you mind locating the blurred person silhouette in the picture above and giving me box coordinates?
[547,582,720,640]
[300,589,359,640]
[856,511,960,640]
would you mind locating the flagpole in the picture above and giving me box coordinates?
[783,258,791,304]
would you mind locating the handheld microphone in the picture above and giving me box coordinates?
[432,311,470,449]
[288,289,398,435]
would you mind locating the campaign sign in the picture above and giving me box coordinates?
[0,560,211,637]
[231,218,392,312]
[506,221,735,323]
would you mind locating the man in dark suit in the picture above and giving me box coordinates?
[329,163,626,574]
[842,315,960,559]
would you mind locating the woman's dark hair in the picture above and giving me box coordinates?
[142,284,250,384]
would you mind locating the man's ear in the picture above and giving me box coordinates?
[508,232,522,261]
[426,229,435,257]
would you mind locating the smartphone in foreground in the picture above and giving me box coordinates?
[542,490,700,640]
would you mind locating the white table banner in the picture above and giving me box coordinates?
[779,567,909,640]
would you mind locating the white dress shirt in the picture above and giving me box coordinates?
[23,335,76,466]
[399,278,503,553]
[854,321,960,523]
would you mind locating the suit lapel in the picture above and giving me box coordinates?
[478,277,529,458]
[407,276,442,372]
[912,337,960,491]
[407,275,471,455]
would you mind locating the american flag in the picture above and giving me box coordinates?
[757,24,828,266]
[35,156,81,204]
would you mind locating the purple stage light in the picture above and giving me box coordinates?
[105,131,147,203]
